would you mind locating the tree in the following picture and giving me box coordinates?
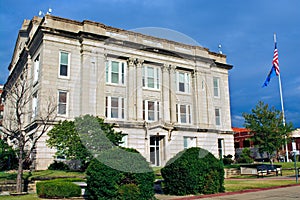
[47,115,124,168]
[1,69,57,193]
[242,101,293,160]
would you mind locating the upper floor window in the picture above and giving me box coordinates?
[59,52,70,78]
[32,92,38,118]
[143,100,160,122]
[106,96,125,119]
[58,91,68,115]
[215,108,221,126]
[176,104,191,124]
[33,55,40,84]
[176,71,190,93]
[142,66,160,89]
[106,60,125,85]
[213,77,220,97]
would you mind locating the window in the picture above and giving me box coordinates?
[105,96,125,119]
[176,104,191,124]
[176,71,190,93]
[32,92,38,118]
[33,55,40,83]
[215,108,221,126]
[143,100,160,122]
[218,138,224,159]
[142,66,160,89]
[106,60,125,85]
[183,136,196,149]
[59,52,70,77]
[58,91,67,115]
[213,77,220,97]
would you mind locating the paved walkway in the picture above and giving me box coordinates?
[155,181,300,200]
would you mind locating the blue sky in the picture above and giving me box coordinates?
[1,0,300,128]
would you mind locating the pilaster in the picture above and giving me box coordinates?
[127,57,136,120]
[136,59,144,121]
[162,64,170,123]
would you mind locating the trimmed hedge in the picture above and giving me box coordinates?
[48,160,70,170]
[36,179,81,198]
[86,147,155,200]
[161,147,225,195]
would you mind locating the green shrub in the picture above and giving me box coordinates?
[117,183,141,200]
[236,148,254,164]
[48,160,70,170]
[161,147,225,195]
[222,154,234,165]
[86,148,155,200]
[36,180,81,198]
[0,139,18,171]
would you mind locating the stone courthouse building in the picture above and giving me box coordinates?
[2,15,234,170]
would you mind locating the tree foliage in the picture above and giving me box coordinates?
[242,101,293,159]
[0,139,18,171]
[47,115,124,167]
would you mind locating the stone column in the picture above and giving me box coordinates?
[127,57,136,121]
[193,69,200,126]
[169,65,177,123]
[162,64,170,123]
[136,59,144,121]
[96,51,106,118]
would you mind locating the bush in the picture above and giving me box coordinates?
[161,147,224,195]
[222,154,234,165]
[48,160,70,170]
[36,179,81,198]
[86,147,155,200]
[0,139,18,171]
[236,148,254,164]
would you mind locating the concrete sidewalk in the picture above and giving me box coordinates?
[155,183,300,200]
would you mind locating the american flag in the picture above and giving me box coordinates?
[273,43,280,75]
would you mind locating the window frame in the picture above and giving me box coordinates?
[143,100,160,122]
[58,90,68,116]
[215,108,221,126]
[59,51,70,79]
[183,136,197,149]
[176,71,191,93]
[213,77,220,98]
[105,96,125,120]
[33,55,40,84]
[32,92,38,119]
[142,66,160,90]
[176,104,192,124]
[106,60,126,85]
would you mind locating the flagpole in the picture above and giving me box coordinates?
[274,33,289,162]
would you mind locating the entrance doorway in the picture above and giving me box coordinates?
[150,135,164,166]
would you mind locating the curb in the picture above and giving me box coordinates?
[167,183,300,200]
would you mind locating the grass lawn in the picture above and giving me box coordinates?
[0,170,85,181]
[0,193,39,200]
[225,179,297,192]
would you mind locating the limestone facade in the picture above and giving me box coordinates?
[3,15,234,169]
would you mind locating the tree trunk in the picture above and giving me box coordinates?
[16,148,23,193]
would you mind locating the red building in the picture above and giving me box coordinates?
[233,127,253,149]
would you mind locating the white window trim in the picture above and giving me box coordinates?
[32,92,38,119]
[33,55,40,84]
[57,90,68,116]
[213,77,220,98]
[215,108,221,126]
[176,71,191,93]
[143,100,160,122]
[58,51,70,79]
[183,136,197,149]
[176,104,192,124]
[142,66,160,90]
[106,96,125,120]
[106,60,126,85]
